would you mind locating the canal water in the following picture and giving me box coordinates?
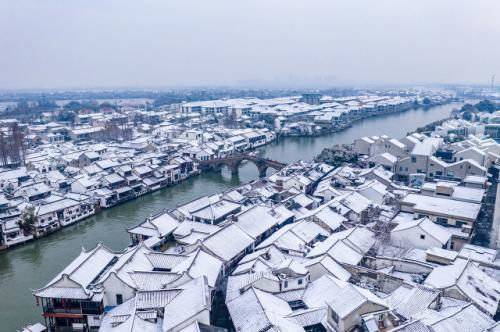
[0,102,465,331]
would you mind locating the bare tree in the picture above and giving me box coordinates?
[0,123,26,166]
[11,123,26,165]
[0,131,8,166]
[18,206,36,236]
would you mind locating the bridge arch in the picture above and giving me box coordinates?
[231,158,271,178]
[198,153,286,178]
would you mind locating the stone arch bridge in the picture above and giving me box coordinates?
[198,153,287,177]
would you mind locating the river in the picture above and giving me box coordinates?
[0,101,465,331]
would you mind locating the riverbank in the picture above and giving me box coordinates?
[280,101,452,138]
[0,101,467,332]
[0,169,202,252]
[413,116,453,134]
[314,143,360,167]
[1,148,282,252]
[259,101,468,164]
[312,111,460,168]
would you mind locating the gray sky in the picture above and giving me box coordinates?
[1,0,499,90]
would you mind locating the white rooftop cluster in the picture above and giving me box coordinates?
[1,105,279,248]
[32,152,500,331]
[9,95,499,331]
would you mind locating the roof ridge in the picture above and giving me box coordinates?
[430,303,472,326]
[32,273,89,296]
[66,242,116,280]
[114,243,152,274]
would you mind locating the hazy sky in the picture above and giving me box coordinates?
[1,0,499,90]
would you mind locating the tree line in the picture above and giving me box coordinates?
[459,100,499,121]
[96,122,133,142]
[0,123,26,167]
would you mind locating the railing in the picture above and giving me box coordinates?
[199,153,286,167]
[44,306,82,314]
[44,304,101,316]
[47,325,91,332]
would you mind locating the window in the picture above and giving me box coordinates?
[411,156,416,163]
[418,214,427,219]
[298,279,303,285]
[436,217,448,225]
[420,234,426,240]
[331,309,339,323]
[116,294,123,305]
[284,281,288,288]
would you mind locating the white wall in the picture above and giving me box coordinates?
[102,273,136,308]
[390,227,443,250]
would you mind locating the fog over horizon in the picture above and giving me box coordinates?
[1,0,499,90]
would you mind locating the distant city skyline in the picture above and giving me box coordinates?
[1,0,499,90]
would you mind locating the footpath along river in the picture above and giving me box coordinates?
[0,101,466,330]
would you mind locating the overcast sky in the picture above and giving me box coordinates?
[1,0,499,90]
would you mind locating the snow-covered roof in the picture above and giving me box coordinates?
[162,276,210,331]
[171,249,222,288]
[234,205,285,239]
[307,226,375,265]
[385,284,440,319]
[303,254,351,281]
[391,217,451,245]
[202,223,254,262]
[227,287,303,332]
[34,243,118,299]
[401,193,481,221]
[458,244,497,264]
[424,259,500,316]
[128,212,180,238]
[413,303,495,332]
[37,198,81,215]
[327,282,387,319]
